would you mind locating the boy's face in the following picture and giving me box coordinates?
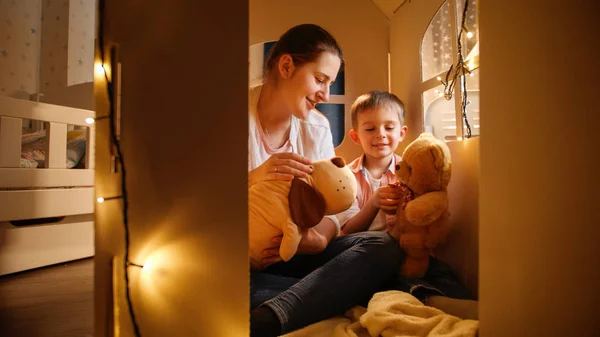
[349,106,407,160]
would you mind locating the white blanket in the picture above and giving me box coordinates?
[283,291,479,337]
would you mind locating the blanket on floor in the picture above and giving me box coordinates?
[282,291,479,337]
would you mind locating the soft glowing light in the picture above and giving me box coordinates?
[438,92,444,97]
[143,258,153,271]
[436,76,442,81]
[465,60,475,72]
[457,137,463,140]
[85,117,95,125]
[95,63,105,76]
[469,72,475,77]
[434,89,439,94]
[466,31,474,39]
[97,197,104,203]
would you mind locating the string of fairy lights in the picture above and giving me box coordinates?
[94,0,142,336]
[435,0,475,139]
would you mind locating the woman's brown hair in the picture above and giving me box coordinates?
[264,24,344,79]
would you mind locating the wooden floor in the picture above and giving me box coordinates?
[0,258,94,337]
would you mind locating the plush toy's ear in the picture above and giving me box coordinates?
[331,156,346,168]
[289,177,326,229]
[430,146,445,172]
[429,136,451,173]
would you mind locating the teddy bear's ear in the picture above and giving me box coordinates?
[431,144,450,172]
[431,147,444,171]
[289,177,326,229]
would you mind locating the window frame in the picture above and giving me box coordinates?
[420,0,479,141]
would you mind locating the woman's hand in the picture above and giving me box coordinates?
[260,227,328,267]
[248,152,313,187]
[260,236,283,268]
[296,227,328,255]
[370,185,403,214]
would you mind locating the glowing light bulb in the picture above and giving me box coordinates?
[466,32,474,39]
[85,117,94,125]
[97,197,104,203]
[437,76,442,81]
[143,259,153,271]
[458,137,463,140]
[95,63,105,76]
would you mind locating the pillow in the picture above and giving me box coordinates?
[20,157,39,168]
[19,129,87,168]
[21,130,47,150]
[66,129,87,168]
[66,139,86,168]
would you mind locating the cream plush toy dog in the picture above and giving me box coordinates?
[249,157,357,270]
[389,133,452,278]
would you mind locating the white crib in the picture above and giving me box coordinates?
[0,96,95,275]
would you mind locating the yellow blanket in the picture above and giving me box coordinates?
[282,291,479,337]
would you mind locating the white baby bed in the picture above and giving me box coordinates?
[0,96,95,275]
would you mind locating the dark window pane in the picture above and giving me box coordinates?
[315,103,344,147]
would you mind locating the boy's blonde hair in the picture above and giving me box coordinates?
[350,90,405,130]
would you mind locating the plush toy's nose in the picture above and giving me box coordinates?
[331,157,346,168]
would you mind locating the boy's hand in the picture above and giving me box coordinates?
[370,185,403,214]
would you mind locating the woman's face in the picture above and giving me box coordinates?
[281,52,341,120]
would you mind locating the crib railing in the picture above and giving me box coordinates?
[0,97,95,274]
[0,96,95,188]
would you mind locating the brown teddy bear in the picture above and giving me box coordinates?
[248,157,357,270]
[389,132,452,278]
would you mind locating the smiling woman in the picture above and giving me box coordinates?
[250,39,347,148]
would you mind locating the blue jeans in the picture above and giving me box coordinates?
[384,256,473,301]
[250,231,404,334]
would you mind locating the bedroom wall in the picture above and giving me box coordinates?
[479,1,600,336]
[37,0,95,110]
[0,0,42,99]
[390,0,480,298]
[250,0,390,163]
[0,0,94,109]
[94,1,248,337]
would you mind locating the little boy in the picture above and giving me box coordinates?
[336,90,407,235]
[338,90,478,319]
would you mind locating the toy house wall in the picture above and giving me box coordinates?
[95,1,600,336]
[479,1,600,336]
[94,1,249,336]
